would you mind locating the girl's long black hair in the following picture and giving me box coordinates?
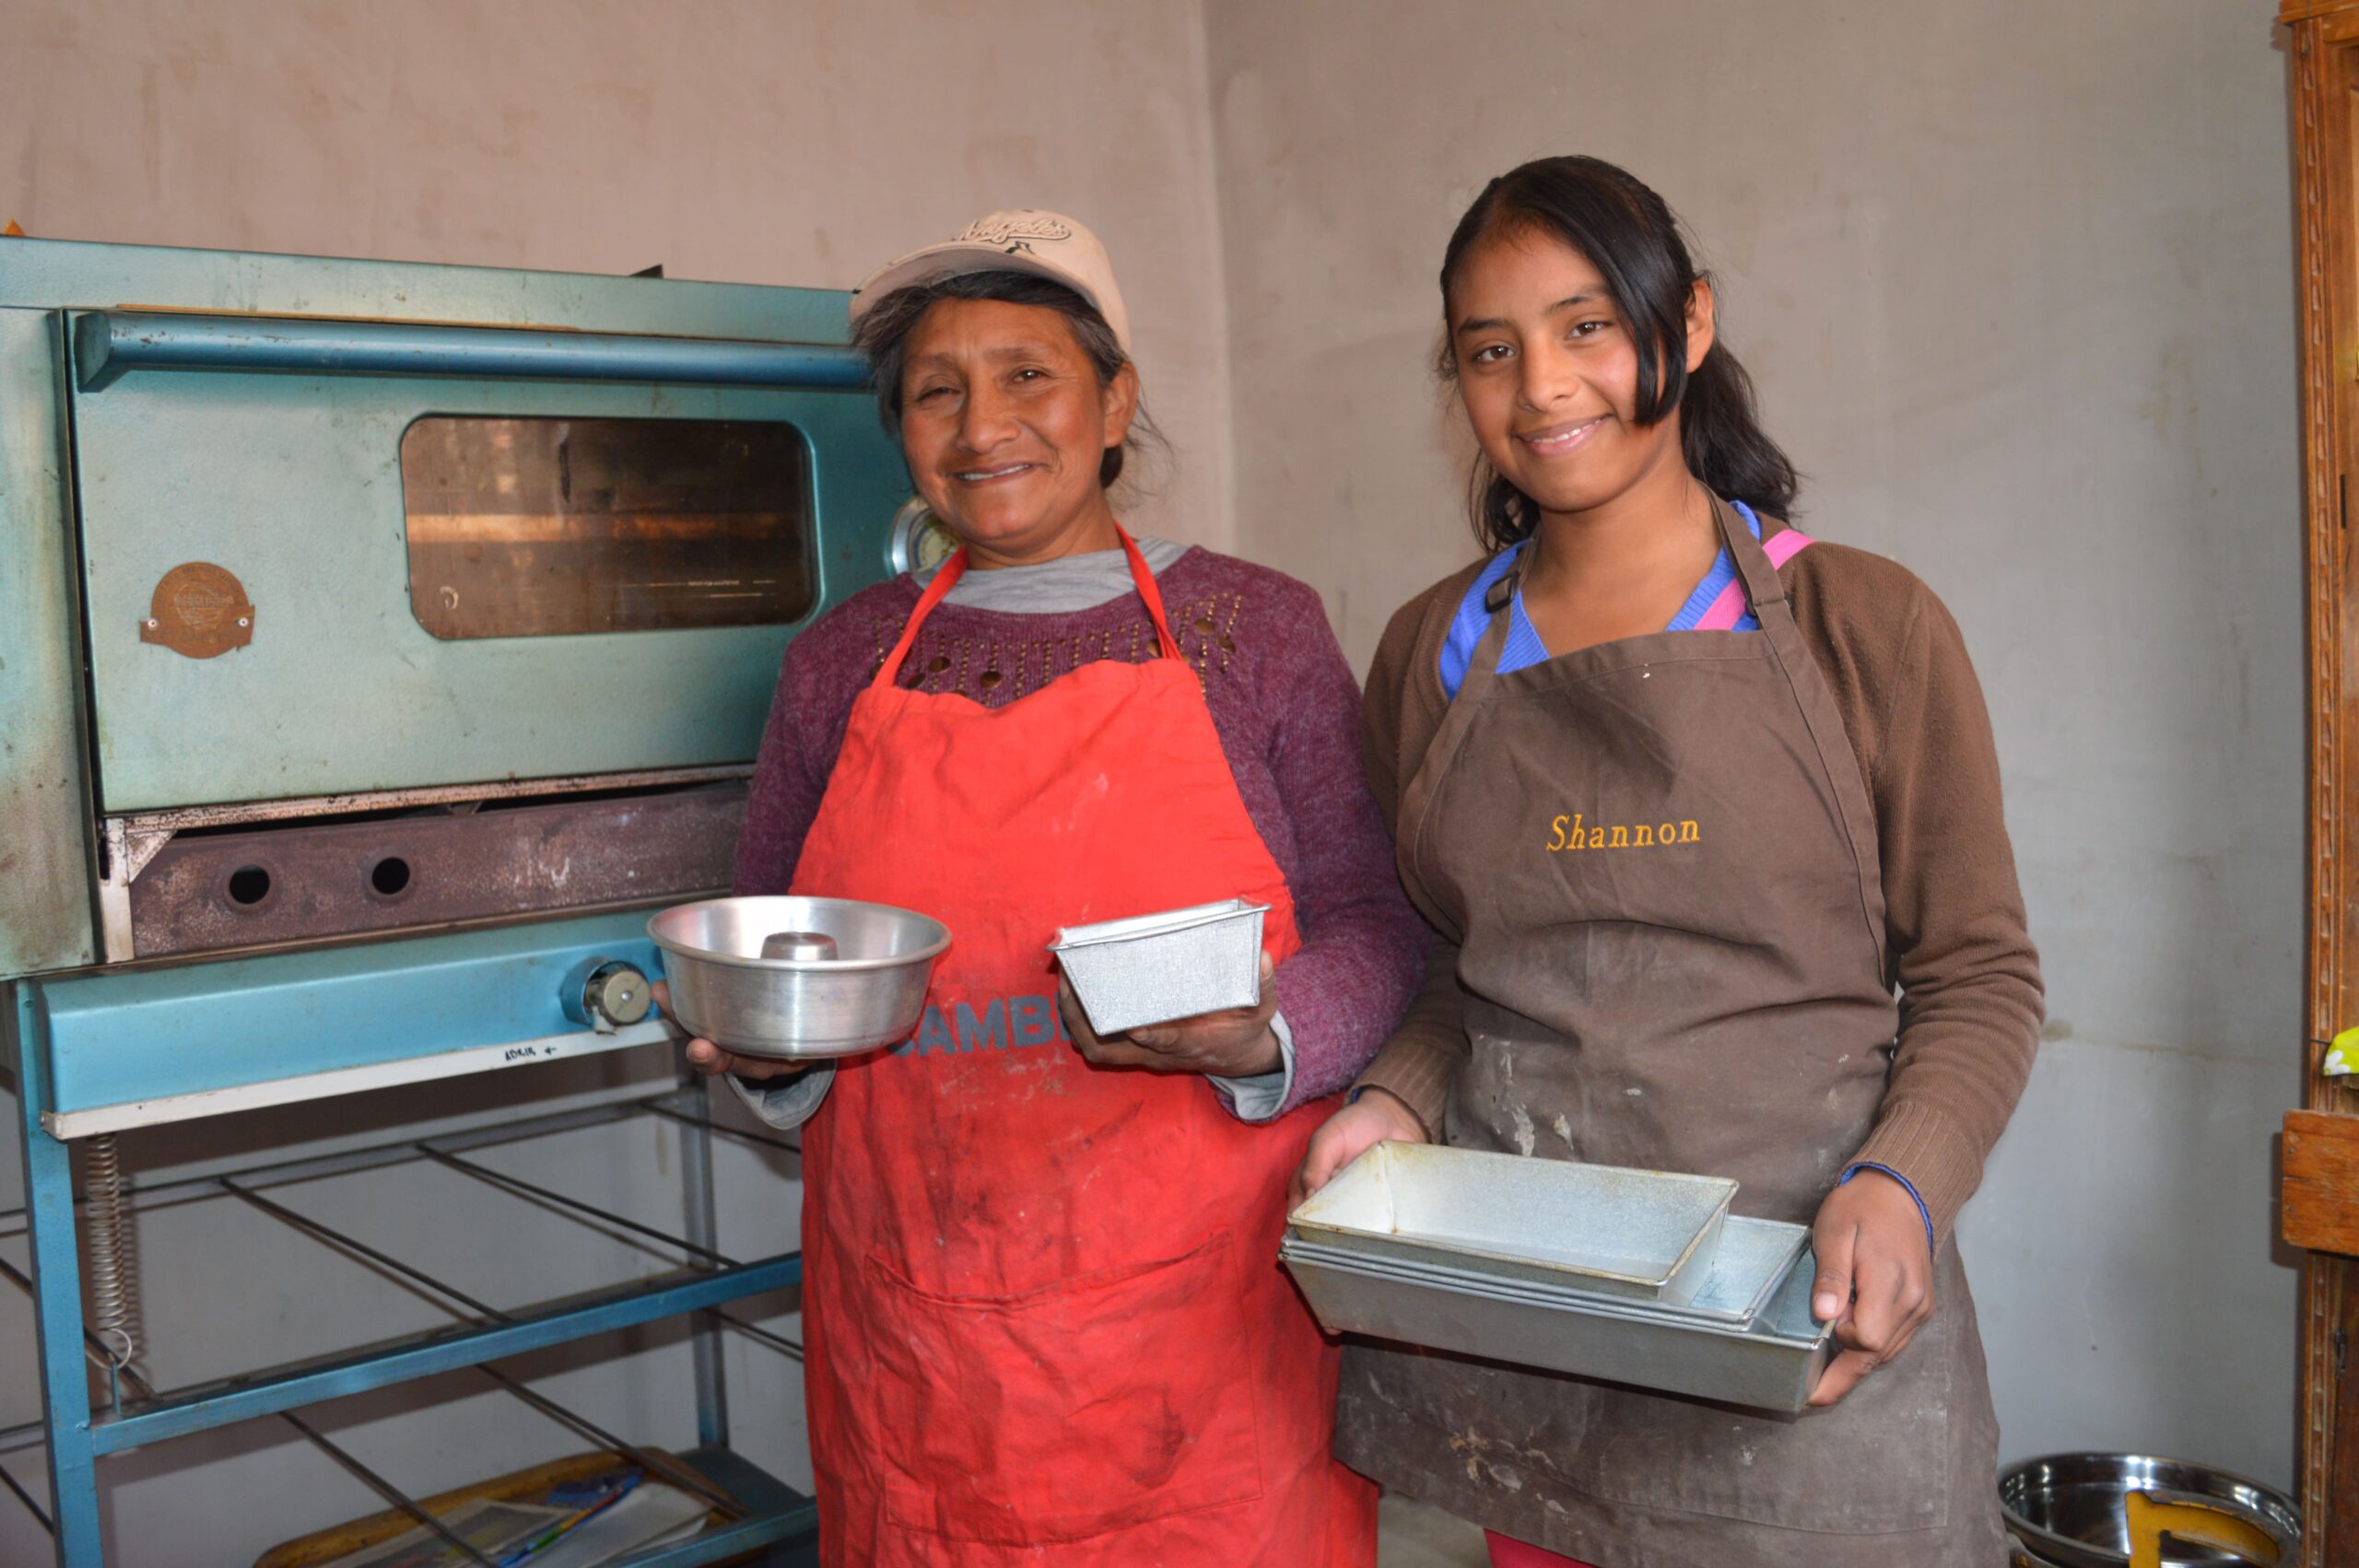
[1438,156,1799,552]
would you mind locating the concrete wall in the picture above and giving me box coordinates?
[1204,0,2306,1490]
[0,0,1236,546]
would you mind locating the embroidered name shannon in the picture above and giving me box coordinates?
[1546,813,1700,851]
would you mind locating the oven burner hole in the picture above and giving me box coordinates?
[369,857,413,899]
[226,866,272,907]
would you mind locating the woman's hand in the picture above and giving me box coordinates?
[1059,954,1282,1078]
[1806,1167,1934,1407]
[1289,1087,1426,1210]
[651,980,809,1083]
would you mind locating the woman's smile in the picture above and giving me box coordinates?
[951,459,1045,485]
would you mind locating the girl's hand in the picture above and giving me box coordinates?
[1806,1167,1934,1407]
[1289,1087,1426,1211]
[1060,955,1283,1078]
[652,980,808,1082]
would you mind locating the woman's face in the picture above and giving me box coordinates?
[896,298,1137,566]
[1447,226,1713,523]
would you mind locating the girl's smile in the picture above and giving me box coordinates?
[1515,413,1610,455]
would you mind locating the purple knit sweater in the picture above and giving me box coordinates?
[733,547,1426,1113]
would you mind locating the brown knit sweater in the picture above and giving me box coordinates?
[1355,531,2043,1244]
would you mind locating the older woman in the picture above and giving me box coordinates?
[682,211,1421,1566]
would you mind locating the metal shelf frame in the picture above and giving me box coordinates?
[6,1037,818,1566]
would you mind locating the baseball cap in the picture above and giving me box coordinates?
[849,209,1131,354]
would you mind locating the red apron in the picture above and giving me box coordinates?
[787,533,1378,1567]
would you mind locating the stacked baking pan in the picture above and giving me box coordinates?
[1281,1141,1837,1412]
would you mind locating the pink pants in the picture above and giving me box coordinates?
[1485,1529,1598,1567]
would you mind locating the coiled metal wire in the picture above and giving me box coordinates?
[82,1134,139,1367]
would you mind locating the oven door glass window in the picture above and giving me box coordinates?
[402,415,816,638]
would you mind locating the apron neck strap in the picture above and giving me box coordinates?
[1458,493,1801,699]
[872,524,1182,692]
[1461,582,1520,692]
[1120,528,1191,662]
[1716,496,1797,628]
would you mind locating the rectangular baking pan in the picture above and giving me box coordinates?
[1283,1211,1807,1328]
[1286,1141,1736,1305]
[1048,898,1268,1035]
[1278,1232,1837,1412]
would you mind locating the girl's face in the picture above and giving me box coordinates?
[1447,225,1714,522]
[897,298,1137,565]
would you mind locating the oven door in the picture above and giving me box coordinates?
[65,310,907,812]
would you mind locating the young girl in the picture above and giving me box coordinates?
[1294,157,2041,1566]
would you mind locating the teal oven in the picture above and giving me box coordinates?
[0,239,915,1565]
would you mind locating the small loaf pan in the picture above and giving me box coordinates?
[1286,1141,1735,1305]
[1048,898,1268,1035]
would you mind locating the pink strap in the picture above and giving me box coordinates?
[1693,528,1813,631]
[1485,1530,1597,1568]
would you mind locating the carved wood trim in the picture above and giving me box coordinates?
[2289,7,2359,1560]
[2285,0,2359,26]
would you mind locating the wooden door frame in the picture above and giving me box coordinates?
[2283,5,2359,1562]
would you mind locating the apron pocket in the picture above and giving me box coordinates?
[868,1233,1266,1545]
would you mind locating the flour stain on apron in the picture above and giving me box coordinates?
[1334,500,2007,1568]
[792,533,1379,1566]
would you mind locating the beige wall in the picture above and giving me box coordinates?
[1205,0,2306,1488]
[0,0,1236,546]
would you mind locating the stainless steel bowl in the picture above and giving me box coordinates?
[649,895,950,1059]
[2000,1454,2301,1568]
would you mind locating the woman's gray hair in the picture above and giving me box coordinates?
[851,269,1162,489]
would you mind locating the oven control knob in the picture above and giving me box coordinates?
[565,959,652,1033]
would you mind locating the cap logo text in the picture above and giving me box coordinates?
[957,214,1074,245]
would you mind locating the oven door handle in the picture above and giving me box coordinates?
[74,310,871,392]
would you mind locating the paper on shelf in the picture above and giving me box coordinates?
[324,1499,569,1568]
[520,1483,710,1568]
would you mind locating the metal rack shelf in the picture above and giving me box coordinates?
[4,1080,819,1565]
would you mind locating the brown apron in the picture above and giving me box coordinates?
[1333,500,2008,1566]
